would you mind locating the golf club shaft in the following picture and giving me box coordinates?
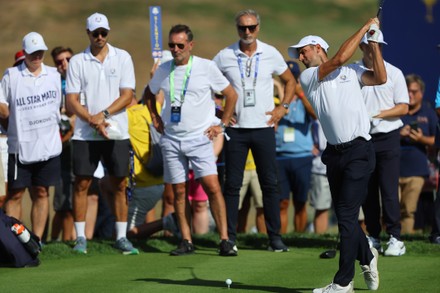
[377,0,385,18]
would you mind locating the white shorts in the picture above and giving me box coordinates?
[0,136,8,183]
[239,169,263,209]
[127,184,163,229]
[161,135,217,184]
[309,173,332,210]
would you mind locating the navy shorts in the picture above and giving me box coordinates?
[8,154,61,190]
[277,155,313,203]
[72,140,129,177]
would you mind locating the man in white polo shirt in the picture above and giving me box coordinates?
[66,12,137,255]
[143,24,238,256]
[0,32,62,241]
[357,32,408,257]
[213,9,295,253]
[288,17,386,292]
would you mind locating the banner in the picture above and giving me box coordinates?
[149,6,162,60]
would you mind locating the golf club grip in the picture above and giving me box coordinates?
[377,0,385,18]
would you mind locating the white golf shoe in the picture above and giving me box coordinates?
[384,235,405,256]
[313,281,354,293]
[361,247,379,290]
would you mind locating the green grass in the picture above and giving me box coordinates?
[0,233,439,293]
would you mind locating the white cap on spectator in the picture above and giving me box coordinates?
[288,35,329,59]
[87,12,110,31]
[22,32,48,54]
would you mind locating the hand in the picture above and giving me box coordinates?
[409,127,422,142]
[266,105,287,126]
[96,121,110,139]
[204,125,223,140]
[89,112,105,129]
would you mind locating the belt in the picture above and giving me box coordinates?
[327,137,367,151]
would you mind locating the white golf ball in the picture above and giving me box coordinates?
[225,279,232,285]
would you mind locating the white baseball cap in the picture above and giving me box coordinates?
[22,32,48,54]
[288,35,329,59]
[360,30,388,45]
[87,12,110,31]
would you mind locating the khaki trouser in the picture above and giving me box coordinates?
[399,176,425,234]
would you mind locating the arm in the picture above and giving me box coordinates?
[143,86,164,134]
[0,103,8,119]
[319,18,379,81]
[361,42,387,86]
[266,68,296,126]
[88,88,133,127]
[375,103,408,119]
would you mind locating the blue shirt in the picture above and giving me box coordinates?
[400,102,437,177]
[276,99,313,158]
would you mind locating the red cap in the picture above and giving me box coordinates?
[13,50,25,66]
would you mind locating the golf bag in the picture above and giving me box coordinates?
[0,209,40,267]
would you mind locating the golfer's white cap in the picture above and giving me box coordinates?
[360,30,388,45]
[22,32,48,54]
[288,35,329,59]
[87,12,110,31]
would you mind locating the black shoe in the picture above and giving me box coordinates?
[268,239,289,252]
[170,239,195,256]
[219,239,238,256]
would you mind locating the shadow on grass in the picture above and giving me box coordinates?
[134,276,310,292]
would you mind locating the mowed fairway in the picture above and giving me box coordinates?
[0,237,439,293]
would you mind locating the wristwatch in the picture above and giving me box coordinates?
[102,109,110,119]
[219,122,227,130]
[282,103,289,110]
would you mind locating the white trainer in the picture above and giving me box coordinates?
[384,235,405,256]
[313,281,354,293]
[366,235,383,254]
[361,247,379,290]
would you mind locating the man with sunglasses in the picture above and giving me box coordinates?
[66,13,138,255]
[0,32,62,241]
[213,9,295,253]
[143,24,238,256]
[288,17,385,292]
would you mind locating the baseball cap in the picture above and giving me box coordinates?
[87,12,110,32]
[288,35,329,59]
[360,30,388,45]
[13,50,25,66]
[22,32,48,54]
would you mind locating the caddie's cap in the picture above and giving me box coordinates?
[288,35,329,59]
[87,12,110,31]
[22,32,48,54]
[13,50,25,66]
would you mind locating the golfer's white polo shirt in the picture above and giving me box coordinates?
[66,44,135,141]
[213,40,288,128]
[359,61,409,134]
[300,64,371,145]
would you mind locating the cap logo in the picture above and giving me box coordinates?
[32,38,38,45]
[95,16,102,23]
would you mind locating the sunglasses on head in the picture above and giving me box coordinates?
[237,24,258,33]
[168,43,185,50]
[55,57,71,66]
[92,30,108,38]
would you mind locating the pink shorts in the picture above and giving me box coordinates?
[188,170,208,202]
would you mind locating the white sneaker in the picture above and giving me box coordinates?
[313,281,354,293]
[361,247,379,290]
[366,235,383,254]
[384,235,405,256]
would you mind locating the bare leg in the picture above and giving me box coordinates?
[279,199,289,234]
[314,209,329,234]
[85,194,98,239]
[294,201,307,232]
[255,207,267,233]
[200,175,228,240]
[29,185,50,240]
[4,188,25,220]
[191,200,209,234]
[173,182,192,241]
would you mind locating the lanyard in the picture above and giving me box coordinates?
[237,53,259,89]
[170,55,193,105]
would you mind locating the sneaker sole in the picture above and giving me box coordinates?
[121,249,139,255]
[384,248,405,256]
[170,251,195,256]
[73,249,87,254]
[268,247,289,252]
[219,251,238,256]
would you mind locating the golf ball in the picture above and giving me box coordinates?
[225,279,232,285]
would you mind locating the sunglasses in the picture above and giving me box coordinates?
[92,30,108,38]
[55,57,71,66]
[168,43,185,50]
[237,24,258,33]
